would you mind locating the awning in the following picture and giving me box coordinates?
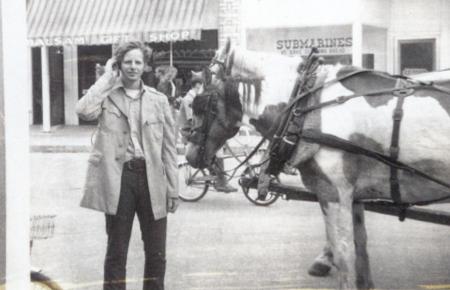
[27,0,214,47]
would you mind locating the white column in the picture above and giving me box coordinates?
[0,0,31,288]
[41,46,51,132]
[352,21,363,67]
[169,41,173,67]
[64,45,79,125]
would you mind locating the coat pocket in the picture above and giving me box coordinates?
[144,116,164,140]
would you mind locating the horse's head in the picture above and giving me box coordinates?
[185,80,243,169]
[209,38,233,81]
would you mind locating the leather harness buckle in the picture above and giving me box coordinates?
[336,96,347,104]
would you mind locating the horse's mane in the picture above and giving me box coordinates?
[225,48,297,116]
[227,47,302,116]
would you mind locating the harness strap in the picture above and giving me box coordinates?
[390,79,409,207]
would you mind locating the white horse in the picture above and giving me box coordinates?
[194,40,336,277]
[186,40,450,289]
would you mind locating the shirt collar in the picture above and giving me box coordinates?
[111,78,145,97]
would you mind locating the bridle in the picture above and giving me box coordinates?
[209,49,235,78]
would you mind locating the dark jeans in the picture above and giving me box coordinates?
[104,165,167,290]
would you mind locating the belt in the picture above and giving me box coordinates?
[124,158,146,171]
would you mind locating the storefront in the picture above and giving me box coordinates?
[243,0,450,75]
[246,25,383,69]
[28,0,450,130]
[27,0,219,129]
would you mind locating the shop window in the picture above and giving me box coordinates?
[31,46,65,125]
[49,46,65,126]
[400,39,435,76]
[32,47,42,125]
[319,54,374,69]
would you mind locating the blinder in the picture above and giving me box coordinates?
[210,49,235,79]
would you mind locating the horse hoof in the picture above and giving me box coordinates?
[308,262,332,277]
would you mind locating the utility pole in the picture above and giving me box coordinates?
[0,0,31,288]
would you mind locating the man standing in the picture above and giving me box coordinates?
[76,41,179,290]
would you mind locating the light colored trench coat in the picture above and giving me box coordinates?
[76,74,178,220]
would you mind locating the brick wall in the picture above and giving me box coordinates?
[218,0,242,47]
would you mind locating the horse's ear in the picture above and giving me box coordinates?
[225,38,231,54]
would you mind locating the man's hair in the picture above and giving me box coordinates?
[113,41,153,65]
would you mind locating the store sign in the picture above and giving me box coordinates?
[247,26,353,56]
[276,37,352,56]
[28,36,88,46]
[28,30,199,46]
[144,30,198,42]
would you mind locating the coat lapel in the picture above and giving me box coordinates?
[141,87,162,125]
[108,89,128,118]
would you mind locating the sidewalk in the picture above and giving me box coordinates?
[30,125,187,153]
[30,125,95,153]
[30,125,261,154]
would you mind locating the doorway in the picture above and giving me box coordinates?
[31,47,65,125]
[399,39,435,76]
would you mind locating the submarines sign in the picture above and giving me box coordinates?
[246,26,353,56]
[276,37,352,55]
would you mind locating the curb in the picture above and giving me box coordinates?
[31,145,187,154]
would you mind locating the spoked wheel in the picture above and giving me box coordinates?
[178,162,211,202]
[241,166,279,206]
[31,271,63,290]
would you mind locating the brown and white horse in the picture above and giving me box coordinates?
[185,40,450,289]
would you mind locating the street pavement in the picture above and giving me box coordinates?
[30,152,450,290]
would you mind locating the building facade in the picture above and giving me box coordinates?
[27,0,450,129]
[243,0,450,73]
[28,0,225,129]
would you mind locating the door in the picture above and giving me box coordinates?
[399,39,435,76]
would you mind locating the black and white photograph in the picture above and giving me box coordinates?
[1,0,450,289]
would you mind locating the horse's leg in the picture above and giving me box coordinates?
[308,198,335,277]
[353,202,374,289]
[311,167,357,290]
[334,190,357,290]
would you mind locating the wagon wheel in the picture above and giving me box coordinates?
[241,166,279,206]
